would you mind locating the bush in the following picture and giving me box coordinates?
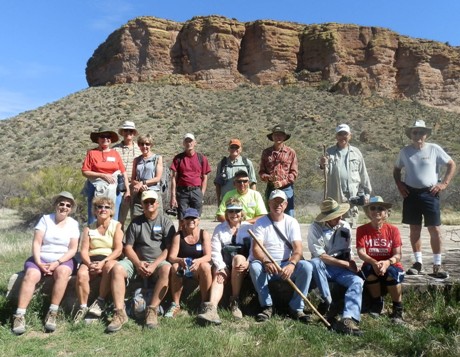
[6,166,86,225]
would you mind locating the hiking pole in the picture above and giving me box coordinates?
[248,229,331,328]
[322,144,327,200]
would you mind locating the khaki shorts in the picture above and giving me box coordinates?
[117,258,171,282]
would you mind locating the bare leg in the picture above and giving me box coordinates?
[386,283,402,303]
[110,263,128,310]
[365,276,381,298]
[197,263,212,302]
[427,225,442,255]
[409,224,423,253]
[149,264,171,307]
[208,268,225,306]
[50,265,72,306]
[169,263,184,305]
[231,255,247,298]
[17,269,42,309]
[76,265,90,305]
[99,260,118,299]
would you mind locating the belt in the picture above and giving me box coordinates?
[406,185,431,193]
[177,186,200,192]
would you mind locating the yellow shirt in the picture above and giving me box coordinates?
[88,219,118,257]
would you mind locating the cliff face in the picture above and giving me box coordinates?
[86,15,460,112]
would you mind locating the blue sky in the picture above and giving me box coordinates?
[1,0,459,120]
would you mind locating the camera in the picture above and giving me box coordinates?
[349,193,365,206]
[165,207,178,216]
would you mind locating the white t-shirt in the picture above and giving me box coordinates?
[395,143,451,188]
[34,214,80,263]
[251,214,301,261]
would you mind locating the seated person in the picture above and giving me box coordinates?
[166,208,212,318]
[74,197,123,322]
[197,198,252,324]
[356,196,404,324]
[216,170,267,223]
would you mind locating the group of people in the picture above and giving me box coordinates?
[11,118,455,337]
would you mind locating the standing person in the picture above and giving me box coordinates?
[131,134,163,219]
[11,192,79,335]
[113,121,142,228]
[74,197,123,322]
[170,133,211,221]
[106,191,176,332]
[393,119,456,278]
[214,138,257,205]
[320,123,372,227]
[356,196,405,324]
[166,208,212,318]
[307,198,364,336]
[215,170,267,224]
[82,127,130,224]
[259,124,298,216]
[249,190,314,323]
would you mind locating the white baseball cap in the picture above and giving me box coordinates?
[269,189,287,201]
[335,124,351,134]
[183,133,196,141]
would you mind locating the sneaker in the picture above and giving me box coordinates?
[406,262,423,275]
[106,309,128,332]
[197,302,222,325]
[164,302,181,318]
[145,306,159,329]
[12,314,26,335]
[229,297,243,320]
[335,317,363,336]
[288,308,312,324]
[256,306,273,322]
[369,298,384,318]
[433,264,449,279]
[389,307,405,325]
[88,299,105,317]
[74,307,89,323]
[44,310,58,332]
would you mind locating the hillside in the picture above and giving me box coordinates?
[1,83,459,208]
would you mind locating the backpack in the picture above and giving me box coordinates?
[126,288,164,319]
[217,156,251,185]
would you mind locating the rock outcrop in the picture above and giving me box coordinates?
[86,15,460,112]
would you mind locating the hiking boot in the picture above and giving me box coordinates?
[12,314,26,335]
[229,297,243,319]
[433,264,449,279]
[197,303,221,325]
[256,306,273,322]
[369,297,384,318]
[44,310,58,332]
[106,309,128,332]
[289,308,312,324]
[145,306,159,329]
[389,306,405,325]
[164,302,181,318]
[88,299,105,317]
[74,307,89,323]
[406,262,423,275]
[335,317,363,336]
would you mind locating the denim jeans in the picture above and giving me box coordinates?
[85,180,120,224]
[249,259,312,312]
[310,257,363,321]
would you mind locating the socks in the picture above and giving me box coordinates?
[49,304,59,312]
[433,254,442,265]
[414,252,423,264]
[15,308,26,316]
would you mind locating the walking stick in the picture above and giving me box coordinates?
[248,229,331,328]
[323,144,327,200]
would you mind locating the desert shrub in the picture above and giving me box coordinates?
[6,166,86,225]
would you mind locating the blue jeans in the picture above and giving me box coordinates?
[84,180,120,224]
[310,257,363,321]
[249,259,312,312]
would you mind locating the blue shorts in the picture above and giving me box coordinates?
[361,264,405,285]
[402,189,441,227]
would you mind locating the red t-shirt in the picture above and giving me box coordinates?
[170,152,211,187]
[356,222,403,269]
[82,149,126,174]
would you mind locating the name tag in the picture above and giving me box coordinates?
[106,156,116,162]
[153,226,161,232]
[248,201,256,207]
[196,244,202,251]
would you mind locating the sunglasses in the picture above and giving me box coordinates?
[227,209,242,214]
[235,179,249,184]
[139,142,151,146]
[97,205,111,210]
[58,202,72,208]
[123,129,135,133]
[143,199,156,205]
[229,146,240,150]
[369,206,386,212]
[98,134,112,139]
[411,130,427,136]
[184,216,197,220]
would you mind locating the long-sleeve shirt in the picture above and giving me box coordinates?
[259,145,298,188]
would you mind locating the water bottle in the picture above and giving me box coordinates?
[184,257,193,278]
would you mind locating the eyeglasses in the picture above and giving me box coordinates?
[139,142,151,146]
[411,130,427,136]
[369,206,386,212]
[227,209,242,214]
[98,134,112,139]
[184,217,197,220]
[58,202,72,208]
[336,131,349,136]
[229,146,240,150]
[143,199,156,205]
[235,179,249,184]
[123,129,135,133]
[97,205,111,210]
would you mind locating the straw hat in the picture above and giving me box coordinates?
[404,119,432,139]
[118,120,138,136]
[315,198,350,222]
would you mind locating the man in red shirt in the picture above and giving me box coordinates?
[170,133,211,221]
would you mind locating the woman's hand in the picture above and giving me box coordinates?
[89,261,104,274]
[216,269,228,284]
[102,173,116,184]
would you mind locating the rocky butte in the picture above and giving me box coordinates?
[86,15,460,112]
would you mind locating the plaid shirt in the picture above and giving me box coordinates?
[113,142,142,181]
[259,145,298,187]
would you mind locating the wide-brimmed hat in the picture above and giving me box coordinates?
[315,198,350,222]
[90,127,119,143]
[363,196,392,210]
[405,119,432,139]
[267,124,291,141]
[118,120,138,136]
[141,190,159,202]
[53,191,76,210]
[183,207,200,219]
